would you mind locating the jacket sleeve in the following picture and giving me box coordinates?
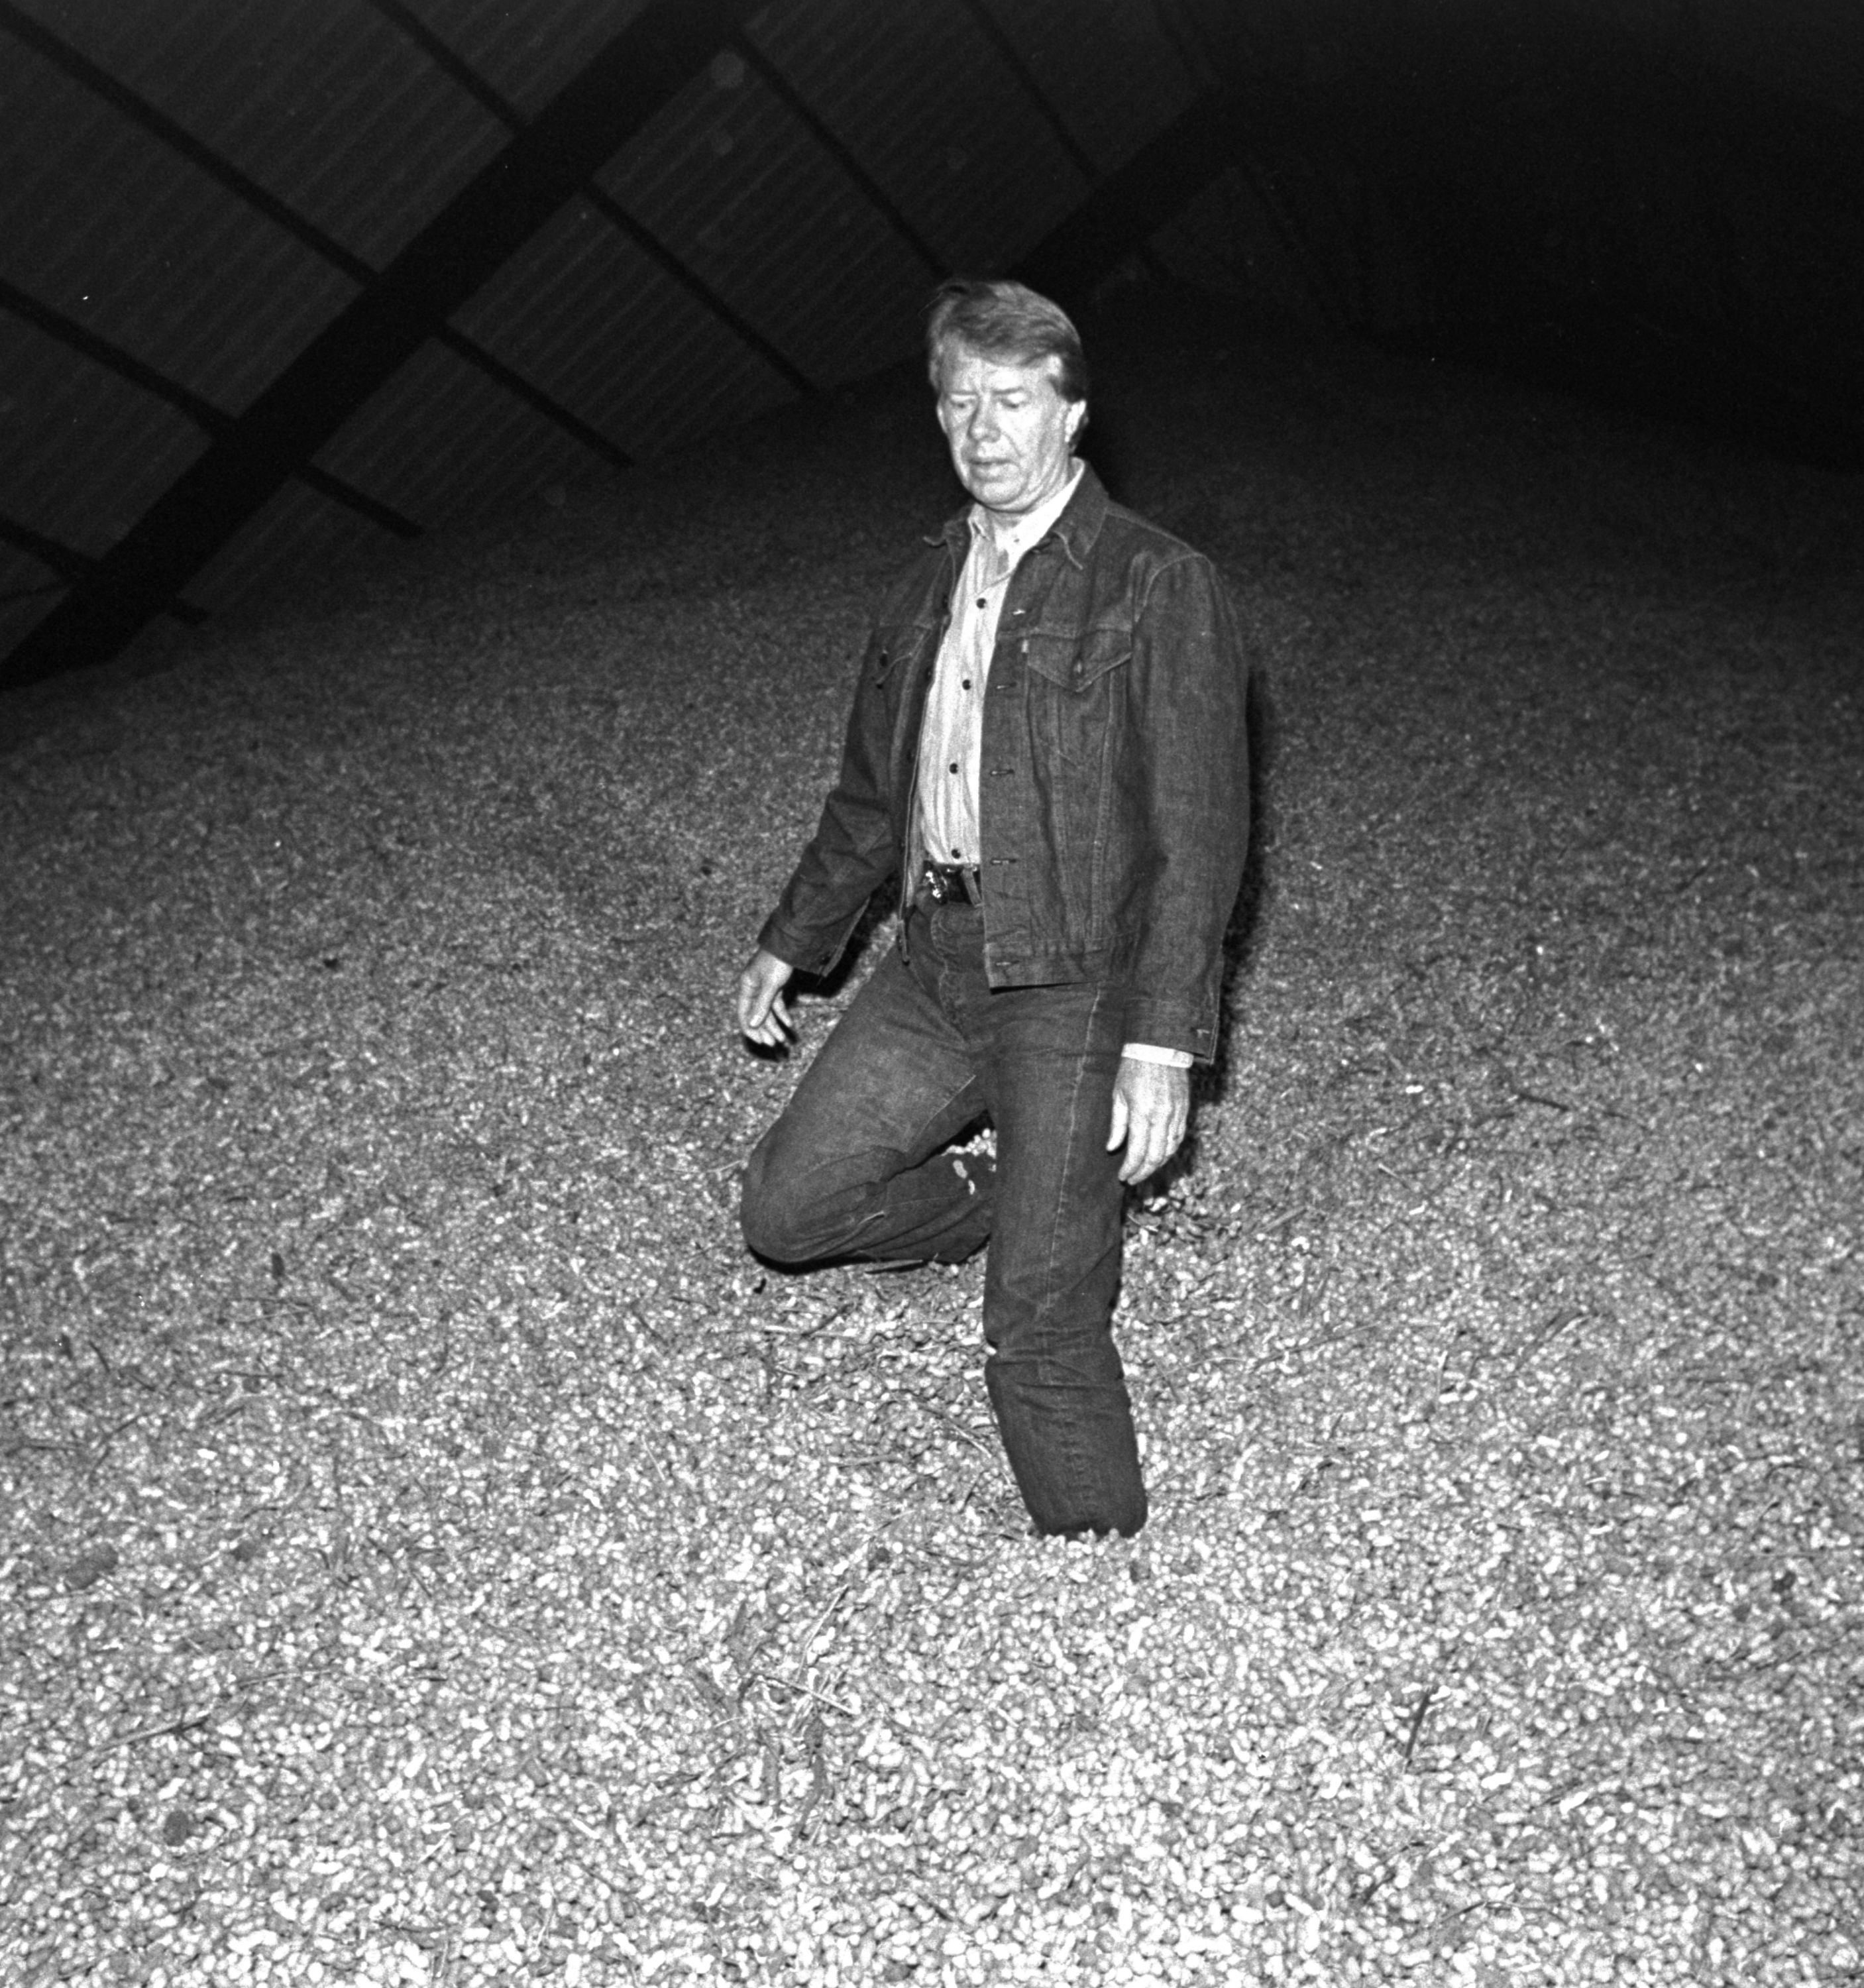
[755,628,903,977]
[1119,552,1250,1060]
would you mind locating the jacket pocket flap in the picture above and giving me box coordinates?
[1023,623,1133,690]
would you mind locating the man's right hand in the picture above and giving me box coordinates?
[737,948,797,1048]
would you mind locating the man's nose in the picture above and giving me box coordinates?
[966,402,999,442]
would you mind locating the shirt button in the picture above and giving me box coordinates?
[948,761,959,773]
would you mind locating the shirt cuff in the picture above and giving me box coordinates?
[1121,1042,1194,1069]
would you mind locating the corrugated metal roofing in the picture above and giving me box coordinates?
[747,0,1089,272]
[449,197,798,463]
[0,32,360,412]
[11,0,509,268]
[182,477,402,622]
[394,0,652,122]
[2,0,1223,683]
[3,0,1857,687]
[310,339,616,532]
[594,54,931,390]
[0,312,209,556]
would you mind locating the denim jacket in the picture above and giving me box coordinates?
[758,466,1250,1062]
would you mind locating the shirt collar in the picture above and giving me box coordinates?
[966,459,1085,571]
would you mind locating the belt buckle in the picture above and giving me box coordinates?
[922,861,969,904]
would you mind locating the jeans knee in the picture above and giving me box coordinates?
[739,1138,810,1263]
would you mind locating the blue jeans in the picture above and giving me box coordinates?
[741,894,1146,1536]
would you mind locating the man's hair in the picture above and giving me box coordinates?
[925,277,1088,404]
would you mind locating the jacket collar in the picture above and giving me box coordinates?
[928,461,1107,572]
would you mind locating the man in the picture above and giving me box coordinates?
[736,278,1249,1537]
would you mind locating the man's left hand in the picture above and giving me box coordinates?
[1107,1057,1191,1186]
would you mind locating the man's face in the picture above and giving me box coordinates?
[935,343,1085,519]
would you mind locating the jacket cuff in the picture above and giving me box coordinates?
[1121,1042,1193,1068]
[756,911,854,979]
[1120,999,1219,1064]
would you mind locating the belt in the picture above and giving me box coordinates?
[920,859,982,905]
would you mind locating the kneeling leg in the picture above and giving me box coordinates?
[740,948,993,1268]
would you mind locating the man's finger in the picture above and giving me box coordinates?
[742,991,792,1046]
[1105,1089,1129,1154]
[738,950,798,1044]
[1123,1106,1185,1184]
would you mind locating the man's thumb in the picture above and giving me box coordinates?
[1105,1091,1127,1152]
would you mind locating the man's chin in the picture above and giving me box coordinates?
[965,476,1030,512]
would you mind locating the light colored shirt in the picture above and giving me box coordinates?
[916,461,1191,1072]
[918,463,1080,871]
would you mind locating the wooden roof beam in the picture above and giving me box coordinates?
[364,0,816,396]
[732,27,947,282]
[1014,87,1241,305]
[0,514,206,627]
[0,277,422,542]
[4,0,764,690]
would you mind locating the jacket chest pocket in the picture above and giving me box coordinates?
[873,618,942,781]
[1020,623,1132,770]
[874,618,939,688]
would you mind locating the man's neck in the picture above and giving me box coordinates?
[975,459,1082,553]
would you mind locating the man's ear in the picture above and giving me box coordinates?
[1066,398,1087,446]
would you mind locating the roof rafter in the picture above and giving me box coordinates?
[0,514,206,626]
[732,27,946,281]
[3,0,765,691]
[0,0,374,281]
[0,1,633,486]
[956,0,1176,287]
[0,277,423,541]
[1015,87,1240,304]
[362,0,815,396]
